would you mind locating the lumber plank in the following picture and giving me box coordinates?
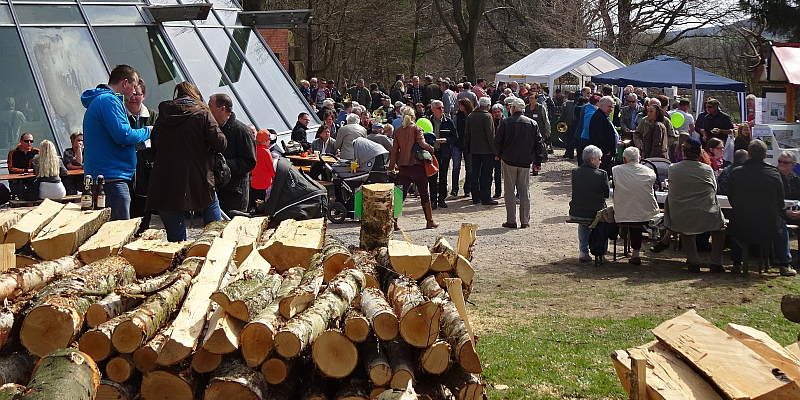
[258,218,325,273]
[77,218,141,264]
[388,240,431,280]
[31,207,111,260]
[726,323,800,382]
[0,245,12,273]
[4,199,64,250]
[221,216,268,266]
[121,237,190,277]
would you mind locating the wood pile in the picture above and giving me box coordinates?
[0,195,484,400]
[611,309,800,400]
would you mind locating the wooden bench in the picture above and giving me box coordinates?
[9,194,81,208]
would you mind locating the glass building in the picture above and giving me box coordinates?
[0,0,317,163]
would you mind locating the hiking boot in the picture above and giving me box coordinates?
[780,265,797,277]
[650,241,670,253]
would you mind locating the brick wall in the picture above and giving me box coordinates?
[258,29,289,72]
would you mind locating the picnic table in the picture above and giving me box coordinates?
[610,189,800,210]
[0,168,84,182]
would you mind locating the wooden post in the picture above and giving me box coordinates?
[360,183,395,250]
[787,85,796,123]
[628,348,647,400]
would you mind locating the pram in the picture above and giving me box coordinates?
[641,157,671,191]
[325,137,390,223]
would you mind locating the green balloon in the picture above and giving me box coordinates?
[417,117,434,133]
[670,112,685,128]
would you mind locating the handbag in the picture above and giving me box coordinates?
[424,154,439,177]
[213,152,231,187]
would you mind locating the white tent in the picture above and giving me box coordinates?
[495,48,626,90]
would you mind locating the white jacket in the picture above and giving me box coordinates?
[612,162,659,223]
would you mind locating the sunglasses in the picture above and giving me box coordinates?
[627,100,637,103]
[22,140,34,143]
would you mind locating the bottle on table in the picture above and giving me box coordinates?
[95,175,106,209]
[81,175,93,211]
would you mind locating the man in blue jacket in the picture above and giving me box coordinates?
[428,100,457,209]
[81,64,150,221]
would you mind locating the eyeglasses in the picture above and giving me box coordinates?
[131,93,144,99]
[779,160,794,164]
[433,106,443,110]
[627,100,637,103]
[714,146,724,150]
[22,140,34,143]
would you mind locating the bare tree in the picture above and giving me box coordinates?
[433,0,486,82]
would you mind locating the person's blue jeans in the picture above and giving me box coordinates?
[570,215,594,255]
[158,193,222,242]
[731,223,792,265]
[451,145,472,195]
[105,179,131,221]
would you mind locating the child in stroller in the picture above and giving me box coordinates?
[325,137,390,223]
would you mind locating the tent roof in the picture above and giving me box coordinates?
[495,48,625,83]
[771,43,800,85]
[591,55,746,92]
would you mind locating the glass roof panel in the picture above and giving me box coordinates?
[15,5,84,24]
[214,9,241,26]
[0,5,12,24]
[84,5,145,25]
[147,0,179,4]
[82,0,144,3]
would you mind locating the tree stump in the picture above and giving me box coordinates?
[359,183,395,250]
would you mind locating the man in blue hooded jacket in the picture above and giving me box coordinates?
[81,64,150,220]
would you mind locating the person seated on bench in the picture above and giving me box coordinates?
[569,145,609,262]
[612,146,658,265]
[32,139,67,200]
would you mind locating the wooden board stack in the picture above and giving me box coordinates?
[611,310,800,400]
[0,199,484,400]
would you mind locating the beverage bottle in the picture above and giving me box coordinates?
[95,175,106,209]
[81,175,93,211]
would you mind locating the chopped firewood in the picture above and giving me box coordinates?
[31,206,110,260]
[0,210,27,243]
[85,293,141,328]
[140,368,198,400]
[360,287,398,341]
[388,240,431,280]
[16,348,101,400]
[279,253,324,319]
[105,354,137,383]
[121,237,189,277]
[4,199,64,250]
[221,216,268,266]
[201,308,244,355]
[132,322,170,373]
[313,329,358,378]
[78,218,141,264]
[386,339,414,390]
[203,356,269,400]
[455,224,477,261]
[440,364,484,400]
[186,220,228,258]
[322,236,354,283]
[418,340,451,375]
[387,277,441,348]
[361,335,391,387]
[96,379,138,400]
[344,307,370,343]
[191,347,222,373]
[258,218,325,273]
[359,183,395,250]
[260,356,294,385]
[0,256,80,302]
[726,323,800,382]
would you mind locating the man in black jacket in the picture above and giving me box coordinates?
[209,93,257,215]
[495,98,544,228]
[589,96,618,177]
[291,112,312,150]
[428,100,458,209]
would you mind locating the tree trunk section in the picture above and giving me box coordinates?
[344,307,370,343]
[31,206,110,260]
[78,317,118,361]
[191,346,222,373]
[279,254,324,319]
[258,218,325,273]
[121,237,190,277]
[360,287,398,341]
[201,307,244,355]
[222,216,268,266]
[203,356,269,400]
[4,199,64,250]
[17,348,101,400]
[0,209,28,243]
[111,257,205,354]
[387,277,441,348]
[386,339,414,390]
[0,256,80,303]
[78,218,141,264]
[20,256,136,357]
[312,329,358,378]
[105,354,136,383]
[132,322,171,373]
[157,238,236,366]
[186,220,229,258]
[350,249,380,289]
[274,269,365,359]
[141,368,198,400]
[86,293,141,328]
[359,183,395,251]
[96,379,138,400]
[361,335,391,387]
[261,356,293,385]
[440,364,485,400]
[239,267,304,367]
[0,352,33,385]
[211,270,281,322]
[322,235,354,283]
[418,340,451,374]
[388,240,431,280]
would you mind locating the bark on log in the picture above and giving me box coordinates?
[386,339,414,390]
[313,329,358,378]
[85,293,141,328]
[191,346,222,373]
[157,238,236,366]
[0,307,14,351]
[361,336,391,387]
[31,206,110,260]
[440,364,485,400]
[374,386,418,400]
[0,383,23,400]
[111,257,205,354]
[414,381,449,400]
[387,277,441,348]
[221,216,268,266]
[4,199,64,250]
[258,218,325,273]
[455,224,477,261]
[201,307,244,355]
[121,238,190,277]
[781,294,800,324]
[78,218,141,264]
[419,276,480,373]
[186,220,229,258]
[372,247,399,294]
[115,270,182,298]
[96,379,138,400]
[344,307,370,343]
[17,348,101,400]
[203,356,269,400]
[140,368,198,400]
[0,210,27,243]
[322,236,354,283]
[261,356,294,385]
[388,240,431,280]
[335,376,370,400]
[0,352,33,385]
[132,322,170,373]
[0,256,80,303]
[279,253,324,319]
[418,340,451,375]
[20,256,136,357]
[211,269,281,322]
[274,269,366,359]
[360,287,398,341]
[351,249,381,289]
[359,183,395,251]
[105,354,136,383]
[239,267,304,367]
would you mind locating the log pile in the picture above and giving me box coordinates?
[611,310,800,400]
[0,200,485,400]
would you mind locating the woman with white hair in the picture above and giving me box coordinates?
[32,139,67,199]
[611,146,658,265]
[568,145,609,261]
[335,113,367,160]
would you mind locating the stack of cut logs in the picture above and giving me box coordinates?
[611,309,800,400]
[0,195,484,400]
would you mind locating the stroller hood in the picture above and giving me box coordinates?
[263,158,328,227]
[332,137,389,176]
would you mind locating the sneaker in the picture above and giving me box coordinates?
[650,241,670,253]
[579,253,592,262]
[502,222,516,229]
[628,257,641,266]
[780,265,797,277]
[710,264,725,273]
[687,263,701,273]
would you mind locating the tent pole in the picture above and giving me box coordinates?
[691,57,697,114]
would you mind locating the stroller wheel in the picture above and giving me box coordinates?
[327,202,347,224]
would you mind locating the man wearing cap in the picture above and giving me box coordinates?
[698,98,734,144]
[427,100,457,209]
[348,79,371,110]
[388,101,403,127]
[367,123,392,153]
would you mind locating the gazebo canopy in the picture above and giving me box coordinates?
[591,55,746,92]
[495,48,626,90]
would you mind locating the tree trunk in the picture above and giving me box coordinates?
[105,353,136,383]
[0,383,23,400]
[4,199,64,250]
[261,356,294,385]
[17,348,100,400]
[132,322,171,373]
[419,276,480,373]
[279,253,324,319]
[274,269,366,359]
[211,270,282,322]
[157,238,236,366]
[360,287,398,341]
[221,216,268,266]
[111,257,205,354]
[31,207,109,260]
[191,346,222,373]
[388,240,431,280]
[440,364,484,400]
[258,218,325,273]
[0,256,80,303]
[361,335,391,387]
[78,218,141,264]
[204,356,269,400]
[387,277,441,348]
[141,368,198,400]
[186,220,228,258]
[96,379,138,400]
[350,249,381,289]
[344,307,370,343]
[0,209,27,243]
[239,267,305,367]
[322,235,354,283]
[0,352,33,385]
[386,339,414,390]
[334,376,369,400]
[20,256,136,357]
[201,307,244,355]
[359,183,395,250]
[85,293,141,328]
[418,340,451,374]
[312,329,358,378]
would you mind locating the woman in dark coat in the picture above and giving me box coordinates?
[146,82,227,241]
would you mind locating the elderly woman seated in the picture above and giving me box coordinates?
[568,145,609,262]
[612,147,658,265]
[778,150,800,200]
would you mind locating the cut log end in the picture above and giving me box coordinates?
[312,330,358,378]
[260,358,288,385]
[191,347,222,374]
[240,323,276,367]
[399,302,442,348]
[78,331,114,363]
[203,381,261,400]
[111,320,146,354]
[105,355,135,383]
[21,304,81,357]
[273,331,302,359]
[420,341,451,374]
[141,370,195,400]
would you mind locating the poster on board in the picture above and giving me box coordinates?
[752,125,775,159]
[754,98,768,125]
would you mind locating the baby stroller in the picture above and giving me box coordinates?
[325,137,390,223]
[641,157,671,191]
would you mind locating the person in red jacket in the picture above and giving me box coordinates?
[249,129,276,211]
